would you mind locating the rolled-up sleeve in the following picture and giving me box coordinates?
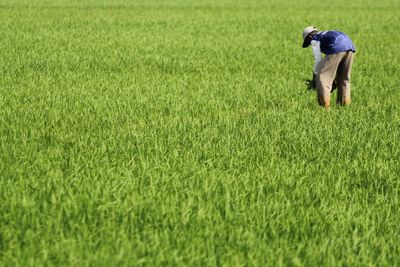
[311,40,322,75]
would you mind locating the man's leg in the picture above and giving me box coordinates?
[336,51,354,106]
[316,52,345,108]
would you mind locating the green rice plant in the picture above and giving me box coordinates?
[0,0,400,266]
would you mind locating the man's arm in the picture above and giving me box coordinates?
[311,40,322,75]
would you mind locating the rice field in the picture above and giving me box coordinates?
[1,0,400,266]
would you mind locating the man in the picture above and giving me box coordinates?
[302,26,356,108]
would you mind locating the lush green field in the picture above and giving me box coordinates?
[1,0,400,266]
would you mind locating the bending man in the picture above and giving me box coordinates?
[302,26,356,108]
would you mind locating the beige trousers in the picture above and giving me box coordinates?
[316,51,354,107]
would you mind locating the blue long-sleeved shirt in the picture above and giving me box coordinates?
[311,31,356,74]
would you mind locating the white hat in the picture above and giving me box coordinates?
[302,26,318,47]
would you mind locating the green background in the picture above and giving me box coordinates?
[1,0,399,266]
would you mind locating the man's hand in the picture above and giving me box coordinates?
[305,73,317,90]
[312,73,317,89]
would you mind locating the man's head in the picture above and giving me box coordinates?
[302,26,318,48]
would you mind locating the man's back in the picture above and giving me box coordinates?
[312,31,356,55]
